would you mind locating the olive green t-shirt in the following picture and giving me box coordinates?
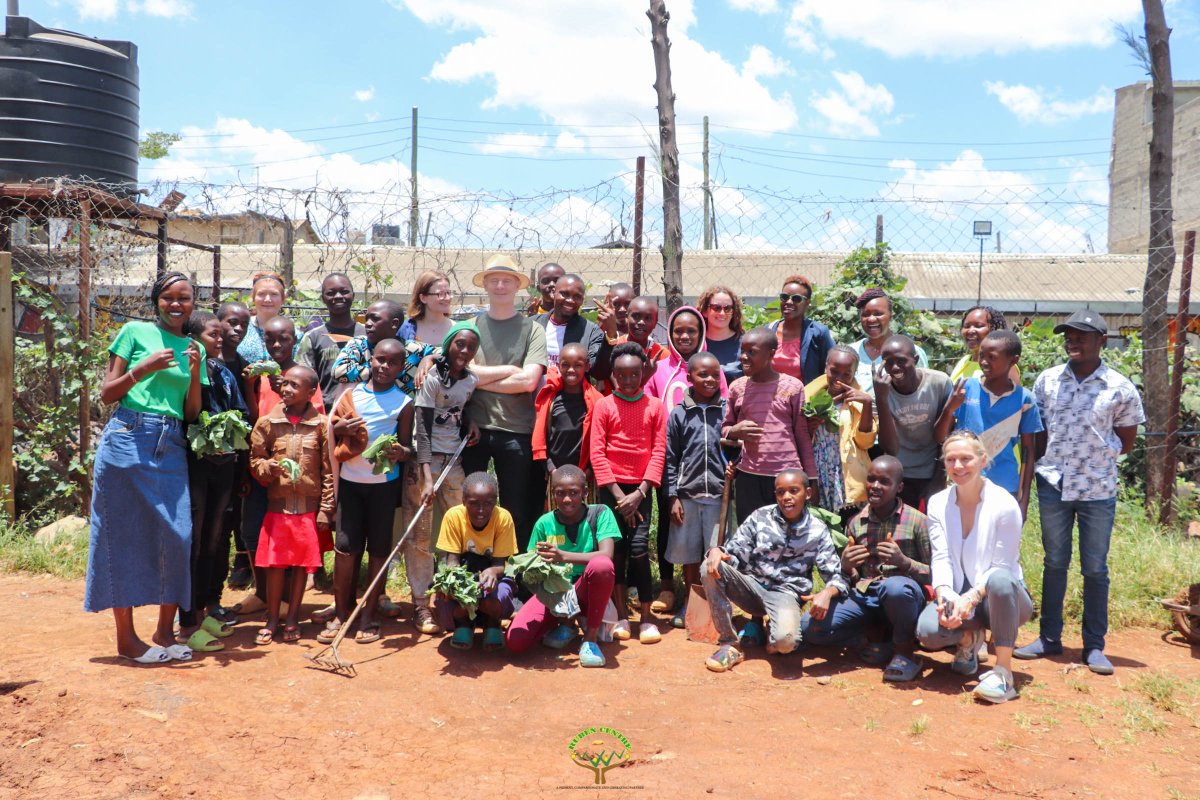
[108,321,200,420]
[465,312,547,435]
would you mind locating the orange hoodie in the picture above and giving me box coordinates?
[531,367,602,469]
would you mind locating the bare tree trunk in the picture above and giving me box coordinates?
[647,0,684,312]
[1142,0,1175,517]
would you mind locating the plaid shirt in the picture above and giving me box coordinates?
[845,501,931,587]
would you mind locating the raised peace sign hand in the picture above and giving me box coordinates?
[593,295,619,337]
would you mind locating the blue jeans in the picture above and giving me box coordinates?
[801,575,926,648]
[1036,476,1117,651]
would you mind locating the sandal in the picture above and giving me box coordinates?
[354,623,381,644]
[118,645,171,665]
[207,606,238,624]
[254,627,276,646]
[282,625,302,643]
[450,626,475,650]
[705,644,745,673]
[377,596,404,619]
[185,629,225,653]
[315,620,342,645]
[482,627,505,652]
[650,590,675,614]
[951,630,982,676]
[201,616,235,639]
[883,653,922,682]
[860,641,892,666]
[310,604,337,624]
[738,620,765,647]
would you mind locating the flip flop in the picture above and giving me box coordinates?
[201,616,235,639]
[354,623,382,644]
[207,606,238,624]
[119,645,170,665]
[860,642,893,666]
[185,629,225,653]
[883,653,922,683]
[282,625,302,643]
[254,627,276,646]
[316,620,342,644]
[311,604,337,624]
[163,644,193,662]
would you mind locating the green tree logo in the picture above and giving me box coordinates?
[567,728,631,785]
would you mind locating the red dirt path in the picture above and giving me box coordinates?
[2,573,1198,799]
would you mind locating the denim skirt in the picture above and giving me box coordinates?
[83,407,193,612]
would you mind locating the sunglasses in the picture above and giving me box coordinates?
[780,293,811,304]
[707,304,734,313]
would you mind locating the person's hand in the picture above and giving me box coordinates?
[267,460,286,478]
[704,546,730,578]
[945,378,968,414]
[466,420,481,447]
[420,477,436,508]
[267,372,283,394]
[536,541,564,564]
[615,489,643,524]
[413,354,436,389]
[385,442,409,463]
[871,362,892,398]
[936,591,963,629]
[332,415,365,436]
[835,381,872,407]
[840,537,871,574]
[669,497,685,526]
[725,461,737,482]
[316,521,331,535]
[874,533,908,569]
[728,420,764,442]
[186,341,202,376]
[479,566,501,593]
[1018,490,1030,522]
[593,296,618,337]
[137,348,180,376]
[801,586,838,621]
[526,294,542,316]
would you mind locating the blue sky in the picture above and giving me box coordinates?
[32,0,1200,252]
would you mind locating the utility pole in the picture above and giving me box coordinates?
[409,106,419,247]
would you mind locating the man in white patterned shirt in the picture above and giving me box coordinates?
[1015,310,1144,675]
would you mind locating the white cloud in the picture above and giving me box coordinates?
[69,0,119,19]
[395,0,797,155]
[353,86,376,103]
[66,0,192,19]
[785,0,1141,58]
[810,71,894,137]
[131,0,192,17]
[478,132,552,155]
[741,45,792,81]
[728,0,779,13]
[984,81,1113,124]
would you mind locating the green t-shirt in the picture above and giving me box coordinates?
[527,506,622,579]
[108,321,199,419]
[465,312,547,435]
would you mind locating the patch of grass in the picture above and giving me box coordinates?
[1130,672,1186,714]
[1065,675,1092,695]
[864,718,877,732]
[1019,499,1200,631]
[0,518,88,579]
[1115,697,1169,740]
[909,715,929,736]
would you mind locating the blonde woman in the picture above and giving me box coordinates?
[916,430,1033,704]
[236,271,288,364]
[401,270,455,347]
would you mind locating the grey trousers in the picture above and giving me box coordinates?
[701,561,804,653]
[915,568,1033,650]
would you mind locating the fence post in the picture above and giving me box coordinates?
[875,214,883,247]
[156,217,167,278]
[410,106,419,248]
[1161,229,1195,524]
[78,199,93,515]
[703,115,711,251]
[212,244,221,305]
[0,251,14,518]
[280,216,295,294]
[633,155,645,296]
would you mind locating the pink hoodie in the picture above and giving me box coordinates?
[645,305,729,414]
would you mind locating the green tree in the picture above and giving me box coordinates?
[138,131,181,160]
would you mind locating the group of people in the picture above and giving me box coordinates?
[83,254,1145,704]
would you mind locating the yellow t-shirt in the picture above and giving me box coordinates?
[435,504,518,560]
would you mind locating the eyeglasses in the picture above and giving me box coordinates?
[780,293,811,304]
[707,304,734,313]
[423,290,453,298]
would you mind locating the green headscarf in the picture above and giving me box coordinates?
[435,319,481,385]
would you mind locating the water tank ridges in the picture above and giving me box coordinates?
[0,15,140,195]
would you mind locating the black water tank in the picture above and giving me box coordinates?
[0,15,139,194]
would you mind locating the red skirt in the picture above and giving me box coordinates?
[256,511,322,570]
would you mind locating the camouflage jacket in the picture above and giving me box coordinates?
[723,505,849,599]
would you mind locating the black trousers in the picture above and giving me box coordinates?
[181,454,238,627]
[734,470,776,527]
[600,484,654,599]
[463,429,537,551]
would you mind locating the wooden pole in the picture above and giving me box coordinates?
[212,244,222,305]
[78,200,93,514]
[633,156,645,296]
[648,0,684,312]
[1160,230,1195,524]
[410,106,419,248]
[156,217,167,278]
[280,216,295,295]
[0,251,14,518]
[703,116,711,251]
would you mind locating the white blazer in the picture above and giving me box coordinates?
[927,478,1024,595]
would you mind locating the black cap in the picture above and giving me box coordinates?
[1053,309,1108,335]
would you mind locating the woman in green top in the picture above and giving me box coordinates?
[83,272,203,664]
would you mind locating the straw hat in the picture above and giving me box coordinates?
[472,253,530,289]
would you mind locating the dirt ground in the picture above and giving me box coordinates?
[2,573,1198,800]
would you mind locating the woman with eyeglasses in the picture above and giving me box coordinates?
[768,275,836,384]
[698,285,745,384]
[402,270,456,347]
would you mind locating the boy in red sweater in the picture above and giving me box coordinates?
[590,341,667,644]
[532,343,602,477]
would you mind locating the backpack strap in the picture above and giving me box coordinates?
[585,503,605,540]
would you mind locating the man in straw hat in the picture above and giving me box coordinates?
[462,255,548,549]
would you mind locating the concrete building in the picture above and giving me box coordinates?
[134,209,322,246]
[1108,80,1200,254]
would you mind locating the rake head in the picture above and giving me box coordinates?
[304,646,356,676]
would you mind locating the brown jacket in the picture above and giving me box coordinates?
[249,402,335,527]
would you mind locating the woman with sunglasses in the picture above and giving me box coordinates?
[768,275,836,384]
[698,285,745,384]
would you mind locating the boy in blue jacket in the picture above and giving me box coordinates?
[665,352,728,628]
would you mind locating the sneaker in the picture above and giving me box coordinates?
[543,624,577,650]
[738,620,765,647]
[1013,636,1063,660]
[639,622,662,644]
[650,590,675,614]
[413,605,441,635]
[611,620,632,641]
[977,638,990,664]
[450,625,474,650]
[974,666,1018,704]
[951,630,981,675]
[378,596,405,619]
[705,644,745,673]
[671,605,687,630]
[1083,649,1114,675]
[579,641,606,668]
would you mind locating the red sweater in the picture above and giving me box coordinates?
[590,393,667,487]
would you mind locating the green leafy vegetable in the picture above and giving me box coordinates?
[506,549,574,604]
[362,433,400,475]
[802,390,839,432]
[186,410,252,457]
[807,505,848,551]
[277,458,301,483]
[246,360,281,377]
[431,564,482,617]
